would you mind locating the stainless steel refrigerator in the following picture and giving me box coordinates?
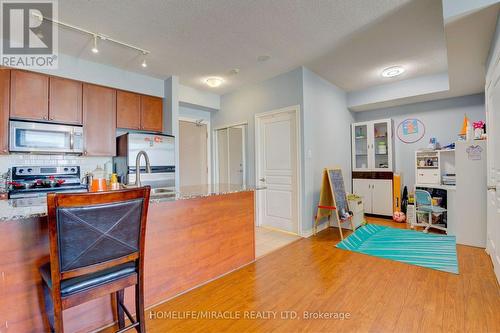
[114,133,175,189]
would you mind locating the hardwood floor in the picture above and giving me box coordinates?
[103,217,500,333]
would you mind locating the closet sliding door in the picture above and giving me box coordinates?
[215,125,247,186]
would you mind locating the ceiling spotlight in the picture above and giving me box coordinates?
[381,66,405,78]
[91,35,99,54]
[205,77,224,88]
[141,52,148,68]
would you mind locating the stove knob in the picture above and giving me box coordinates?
[18,169,24,174]
[63,167,68,172]
[27,168,32,173]
[70,168,76,172]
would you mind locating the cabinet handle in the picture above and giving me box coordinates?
[2,149,7,153]
[49,117,54,121]
[43,116,47,120]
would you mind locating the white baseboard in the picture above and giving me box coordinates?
[302,222,330,238]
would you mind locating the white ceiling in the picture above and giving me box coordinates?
[307,0,448,91]
[56,0,498,105]
[347,2,499,111]
[57,0,414,94]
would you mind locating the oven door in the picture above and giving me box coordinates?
[9,121,83,154]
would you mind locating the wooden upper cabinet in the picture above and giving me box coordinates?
[0,69,10,154]
[49,77,83,124]
[83,84,116,156]
[116,90,141,130]
[141,95,163,132]
[10,70,49,121]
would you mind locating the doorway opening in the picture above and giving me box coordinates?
[179,119,209,186]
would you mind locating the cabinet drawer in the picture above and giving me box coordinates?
[417,169,439,184]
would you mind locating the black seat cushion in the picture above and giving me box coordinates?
[40,261,136,297]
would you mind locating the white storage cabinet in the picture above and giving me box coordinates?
[353,178,393,216]
[352,119,393,172]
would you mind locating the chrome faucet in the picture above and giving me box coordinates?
[134,150,151,187]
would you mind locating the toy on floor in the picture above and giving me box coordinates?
[393,211,406,223]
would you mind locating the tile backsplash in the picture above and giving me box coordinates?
[0,154,112,179]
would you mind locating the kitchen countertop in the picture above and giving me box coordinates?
[0,184,264,221]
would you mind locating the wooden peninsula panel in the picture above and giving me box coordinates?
[0,191,255,332]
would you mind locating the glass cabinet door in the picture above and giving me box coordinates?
[353,124,369,169]
[373,122,389,169]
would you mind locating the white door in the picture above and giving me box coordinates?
[353,179,372,214]
[216,129,229,183]
[179,121,207,186]
[371,179,393,216]
[486,63,500,282]
[228,126,244,185]
[256,109,298,234]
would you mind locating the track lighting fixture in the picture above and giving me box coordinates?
[91,35,99,54]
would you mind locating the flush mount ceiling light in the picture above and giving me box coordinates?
[141,52,148,68]
[381,66,405,78]
[205,77,224,88]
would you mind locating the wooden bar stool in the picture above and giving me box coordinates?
[40,187,151,333]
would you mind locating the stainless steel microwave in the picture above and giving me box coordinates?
[9,121,84,154]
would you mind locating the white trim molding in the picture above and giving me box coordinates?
[254,104,302,236]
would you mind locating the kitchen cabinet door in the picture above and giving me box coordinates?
[49,76,82,124]
[0,68,9,154]
[371,179,393,216]
[372,121,392,171]
[10,70,49,121]
[141,95,163,132]
[117,90,141,130]
[353,179,372,214]
[83,84,116,156]
[351,119,393,171]
[352,123,369,170]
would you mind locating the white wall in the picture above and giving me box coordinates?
[165,77,180,189]
[214,68,304,185]
[354,94,485,189]
[347,72,450,111]
[179,84,220,110]
[34,53,165,97]
[443,0,500,21]
[302,67,354,234]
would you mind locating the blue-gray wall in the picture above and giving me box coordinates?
[214,68,304,185]
[215,67,354,235]
[354,94,486,189]
[302,67,354,233]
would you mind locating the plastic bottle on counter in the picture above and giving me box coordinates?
[110,173,119,190]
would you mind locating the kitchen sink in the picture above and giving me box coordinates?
[150,187,176,198]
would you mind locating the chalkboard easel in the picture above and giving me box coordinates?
[314,168,354,240]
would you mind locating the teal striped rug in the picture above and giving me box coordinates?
[336,224,458,274]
